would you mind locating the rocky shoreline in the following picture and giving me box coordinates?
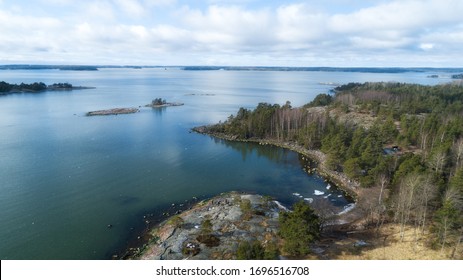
[127,128,368,260]
[133,192,283,260]
[192,125,360,199]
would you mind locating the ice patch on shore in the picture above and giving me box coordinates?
[337,203,355,215]
[326,184,331,190]
[274,201,289,211]
[304,198,313,203]
[314,190,325,196]
[292,192,303,198]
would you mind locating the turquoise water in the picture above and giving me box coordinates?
[0,68,450,259]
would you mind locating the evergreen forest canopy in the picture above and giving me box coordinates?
[207,82,463,254]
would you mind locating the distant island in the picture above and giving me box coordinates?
[0,65,146,71]
[0,65,98,71]
[183,66,463,73]
[0,81,94,95]
[145,98,184,108]
[2,64,463,74]
[86,108,139,116]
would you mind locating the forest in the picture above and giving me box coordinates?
[0,81,75,95]
[205,82,463,256]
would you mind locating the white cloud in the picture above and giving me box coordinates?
[143,0,176,7]
[114,0,145,17]
[1,0,463,66]
[276,4,327,43]
[329,0,463,34]
[181,5,273,46]
[82,1,116,22]
[419,43,434,51]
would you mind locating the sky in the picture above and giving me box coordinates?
[0,0,462,67]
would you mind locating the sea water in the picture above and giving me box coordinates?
[0,68,451,259]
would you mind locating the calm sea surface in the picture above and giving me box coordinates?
[0,68,452,259]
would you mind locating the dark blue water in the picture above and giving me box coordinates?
[0,68,450,259]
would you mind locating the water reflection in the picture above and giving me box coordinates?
[150,106,166,116]
[209,136,353,208]
[212,137,293,163]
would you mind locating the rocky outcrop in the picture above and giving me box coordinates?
[134,193,283,260]
[86,108,139,116]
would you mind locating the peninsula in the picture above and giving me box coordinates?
[186,82,463,259]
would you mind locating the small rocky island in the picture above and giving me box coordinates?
[86,108,139,116]
[87,98,184,116]
[145,98,184,108]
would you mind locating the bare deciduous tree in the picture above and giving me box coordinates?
[453,138,463,168]
[428,151,447,175]
[394,173,421,241]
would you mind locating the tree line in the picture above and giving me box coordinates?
[207,82,463,256]
[0,81,74,94]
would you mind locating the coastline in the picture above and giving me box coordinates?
[116,123,459,260]
[192,126,360,199]
[190,126,368,229]
[118,126,366,259]
[123,127,368,260]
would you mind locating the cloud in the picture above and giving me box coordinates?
[114,0,145,17]
[0,9,63,55]
[82,1,117,22]
[180,5,274,49]
[143,0,176,7]
[419,43,434,51]
[1,0,463,66]
[275,4,327,43]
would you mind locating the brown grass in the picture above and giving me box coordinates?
[321,224,461,260]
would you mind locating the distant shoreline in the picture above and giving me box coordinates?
[2,64,463,74]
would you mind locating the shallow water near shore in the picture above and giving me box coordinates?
[0,68,450,259]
